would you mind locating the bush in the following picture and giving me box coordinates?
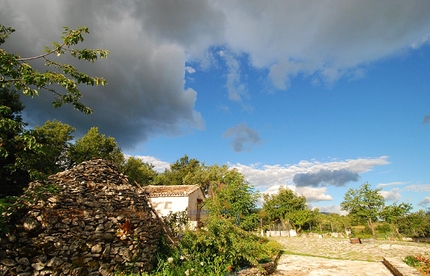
[150,216,281,275]
[404,254,430,275]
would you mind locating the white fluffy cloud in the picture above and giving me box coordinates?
[264,185,333,203]
[418,197,430,207]
[379,188,402,202]
[231,156,389,188]
[377,182,407,188]
[404,184,430,192]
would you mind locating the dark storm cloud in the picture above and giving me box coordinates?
[293,169,360,187]
[1,0,210,150]
[2,0,430,150]
[222,123,261,152]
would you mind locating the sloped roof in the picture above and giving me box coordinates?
[143,185,204,197]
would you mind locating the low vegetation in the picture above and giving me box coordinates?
[404,254,430,275]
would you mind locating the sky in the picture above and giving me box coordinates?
[2,0,430,213]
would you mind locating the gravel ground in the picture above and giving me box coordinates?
[270,236,429,275]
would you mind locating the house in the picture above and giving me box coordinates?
[143,185,205,228]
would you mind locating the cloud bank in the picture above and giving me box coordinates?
[2,1,430,149]
[232,156,389,188]
[293,169,360,187]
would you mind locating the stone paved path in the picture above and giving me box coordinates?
[274,255,391,276]
[270,237,429,275]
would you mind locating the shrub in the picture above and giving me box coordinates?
[150,216,281,275]
[404,254,430,275]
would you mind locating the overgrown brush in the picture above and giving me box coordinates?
[404,254,430,275]
[142,216,281,275]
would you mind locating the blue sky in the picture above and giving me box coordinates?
[2,1,430,213]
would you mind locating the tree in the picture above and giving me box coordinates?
[380,202,412,236]
[31,120,75,176]
[262,186,308,232]
[289,209,314,233]
[1,25,108,196]
[1,25,108,114]
[153,155,229,194]
[68,127,124,168]
[122,157,157,186]
[398,210,430,237]
[205,169,260,231]
[340,182,385,239]
[0,88,39,196]
[154,155,202,186]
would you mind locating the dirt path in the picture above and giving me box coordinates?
[274,255,391,276]
[270,237,429,275]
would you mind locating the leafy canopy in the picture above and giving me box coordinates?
[341,182,385,238]
[31,120,76,176]
[205,169,260,231]
[262,186,307,221]
[0,25,108,114]
[68,127,124,168]
[123,157,157,186]
[0,88,39,196]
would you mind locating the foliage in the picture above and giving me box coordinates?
[313,211,351,233]
[31,120,76,176]
[398,210,430,237]
[68,126,124,168]
[154,155,201,186]
[0,88,39,196]
[1,24,107,196]
[341,182,385,239]
[149,216,281,275]
[262,186,309,232]
[205,169,260,231]
[375,222,392,237]
[0,196,18,233]
[288,209,314,232]
[404,254,430,275]
[380,202,412,236]
[122,157,157,186]
[161,210,190,237]
[1,25,108,114]
[154,155,230,194]
[183,163,230,195]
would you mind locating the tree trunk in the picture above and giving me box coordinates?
[368,218,377,239]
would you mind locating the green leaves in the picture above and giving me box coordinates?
[205,169,260,231]
[262,186,309,231]
[340,182,385,238]
[68,127,124,168]
[0,25,108,114]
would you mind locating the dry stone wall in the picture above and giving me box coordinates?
[0,159,163,275]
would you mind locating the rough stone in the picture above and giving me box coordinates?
[0,159,163,275]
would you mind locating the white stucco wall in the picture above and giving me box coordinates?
[148,189,205,222]
[149,196,189,217]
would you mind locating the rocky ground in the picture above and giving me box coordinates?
[270,236,429,275]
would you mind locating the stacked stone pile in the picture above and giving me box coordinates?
[0,159,163,275]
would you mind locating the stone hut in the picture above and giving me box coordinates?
[0,159,163,275]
